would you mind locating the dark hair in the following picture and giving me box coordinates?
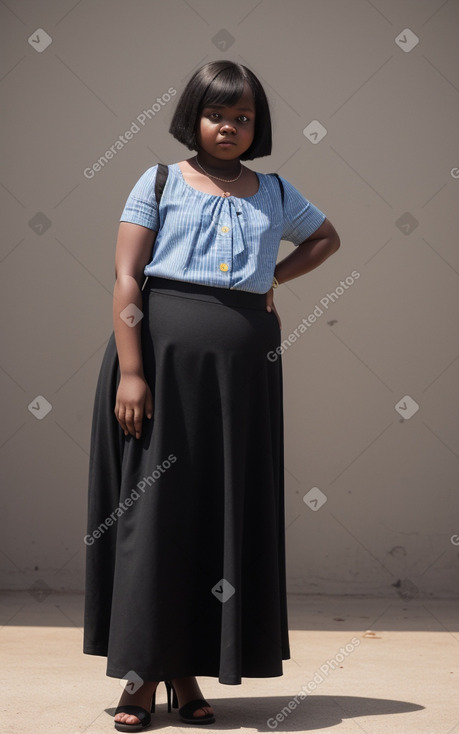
[169,61,272,160]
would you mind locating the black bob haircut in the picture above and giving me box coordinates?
[169,61,272,160]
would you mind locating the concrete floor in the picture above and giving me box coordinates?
[1,591,458,734]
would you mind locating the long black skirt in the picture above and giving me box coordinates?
[83,275,290,685]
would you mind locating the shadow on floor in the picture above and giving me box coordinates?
[106,694,424,731]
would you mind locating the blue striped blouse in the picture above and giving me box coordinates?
[119,162,327,294]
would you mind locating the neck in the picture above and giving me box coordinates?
[195,153,241,174]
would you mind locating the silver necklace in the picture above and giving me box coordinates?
[195,155,242,183]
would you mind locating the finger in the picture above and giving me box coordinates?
[115,405,128,434]
[266,288,274,311]
[133,409,144,439]
[124,408,136,436]
[145,389,154,420]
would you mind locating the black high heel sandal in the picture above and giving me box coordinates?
[164,680,216,725]
[114,684,157,732]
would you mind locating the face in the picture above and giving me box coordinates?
[195,81,256,161]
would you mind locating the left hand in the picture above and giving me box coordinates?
[266,287,282,330]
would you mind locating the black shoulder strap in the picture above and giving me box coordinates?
[272,173,284,207]
[155,163,168,205]
[142,163,168,292]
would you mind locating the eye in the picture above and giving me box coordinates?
[206,112,251,123]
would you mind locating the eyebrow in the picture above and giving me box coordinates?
[204,104,254,112]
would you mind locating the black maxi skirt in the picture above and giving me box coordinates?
[83,275,290,685]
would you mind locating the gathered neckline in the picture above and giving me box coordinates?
[172,162,262,200]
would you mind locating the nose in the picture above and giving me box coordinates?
[220,121,236,134]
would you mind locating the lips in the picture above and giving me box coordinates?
[218,141,236,145]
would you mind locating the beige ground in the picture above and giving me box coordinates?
[1,591,457,733]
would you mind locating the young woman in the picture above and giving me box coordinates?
[83,60,340,731]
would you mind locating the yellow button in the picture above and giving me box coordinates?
[220,263,229,272]
[221,226,230,233]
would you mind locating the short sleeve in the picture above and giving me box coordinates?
[279,176,326,245]
[119,165,159,231]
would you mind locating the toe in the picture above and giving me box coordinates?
[194,705,213,718]
[115,712,141,724]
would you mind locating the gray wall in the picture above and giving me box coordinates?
[2,0,458,598]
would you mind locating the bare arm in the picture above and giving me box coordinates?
[113,222,157,438]
[266,218,341,327]
[274,218,340,285]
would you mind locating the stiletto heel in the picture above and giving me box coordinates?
[164,679,215,724]
[164,679,178,712]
